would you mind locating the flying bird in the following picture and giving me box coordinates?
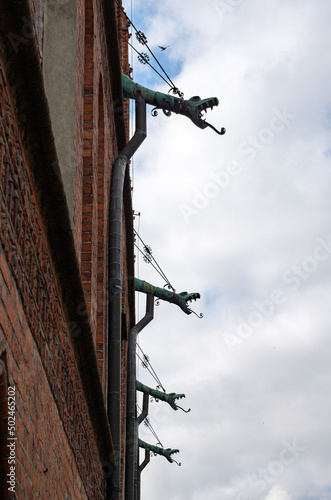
[158,45,169,51]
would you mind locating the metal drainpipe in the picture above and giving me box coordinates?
[125,293,154,500]
[107,97,146,499]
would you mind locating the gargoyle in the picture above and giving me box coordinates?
[138,439,180,463]
[134,278,200,315]
[136,381,185,411]
[122,73,226,135]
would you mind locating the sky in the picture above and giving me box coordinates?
[123,1,331,499]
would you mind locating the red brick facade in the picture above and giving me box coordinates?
[0,0,133,498]
[0,56,103,498]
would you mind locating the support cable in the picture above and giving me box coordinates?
[137,404,163,448]
[136,345,166,393]
[119,33,172,88]
[133,230,175,291]
[115,0,183,96]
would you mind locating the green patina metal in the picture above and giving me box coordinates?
[136,381,185,411]
[138,439,179,463]
[122,74,226,134]
[134,278,199,315]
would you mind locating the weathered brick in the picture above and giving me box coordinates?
[0,0,132,498]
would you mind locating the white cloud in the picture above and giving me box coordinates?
[125,0,331,499]
[264,486,292,500]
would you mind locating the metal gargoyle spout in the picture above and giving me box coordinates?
[136,381,189,411]
[138,439,180,464]
[134,278,200,315]
[122,74,226,135]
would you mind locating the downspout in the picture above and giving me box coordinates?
[125,294,154,500]
[107,97,146,499]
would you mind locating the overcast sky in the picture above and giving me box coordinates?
[123,1,331,499]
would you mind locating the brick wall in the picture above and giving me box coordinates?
[0,54,105,498]
[0,257,90,499]
[81,0,99,340]
[117,3,132,141]
[0,0,134,497]
[73,0,128,392]
[73,0,85,266]
[73,0,133,397]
